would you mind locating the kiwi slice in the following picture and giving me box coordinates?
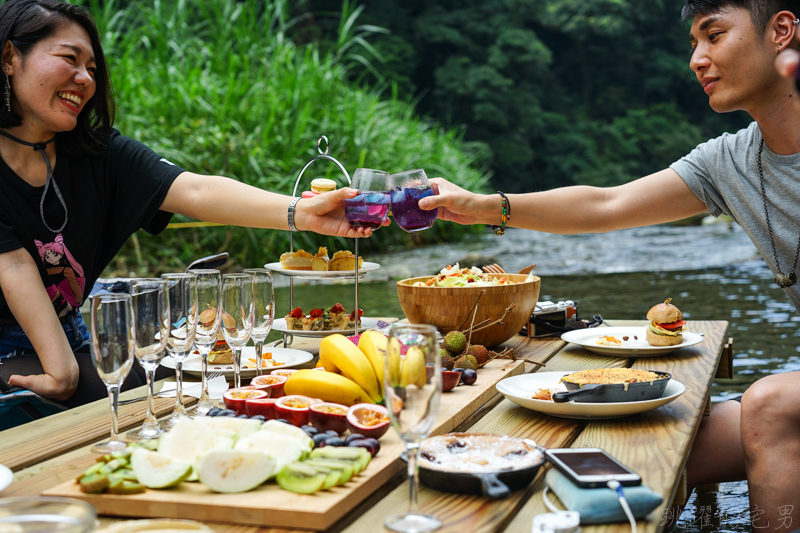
[309,447,370,474]
[304,459,354,485]
[79,473,110,494]
[302,463,341,490]
[107,476,146,495]
[276,462,327,494]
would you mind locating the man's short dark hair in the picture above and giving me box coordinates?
[682,0,800,35]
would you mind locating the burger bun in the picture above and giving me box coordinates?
[646,298,683,324]
[646,329,683,346]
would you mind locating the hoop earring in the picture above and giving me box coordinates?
[4,68,10,113]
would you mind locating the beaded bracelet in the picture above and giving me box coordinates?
[287,197,301,232]
[491,191,510,236]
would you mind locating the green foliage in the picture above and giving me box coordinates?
[63,0,488,276]
[306,0,751,193]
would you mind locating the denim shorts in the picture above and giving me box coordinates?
[0,312,90,360]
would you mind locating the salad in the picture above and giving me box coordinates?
[413,263,523,287]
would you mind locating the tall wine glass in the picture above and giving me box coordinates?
[243,268,274,376]
[220,273,255,388]
[384,324,442,532]
[160,273,198,429]
[89,293,135,454]
[126,279,169,441]
[389,169,438,232]
[188,269,220,416]
[344,168,392,230]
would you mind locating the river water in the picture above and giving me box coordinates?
[274,221,793,531]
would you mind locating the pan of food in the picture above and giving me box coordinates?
[409,433,545,499]
[552,368,671,403]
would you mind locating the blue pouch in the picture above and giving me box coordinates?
[545,468,663,524]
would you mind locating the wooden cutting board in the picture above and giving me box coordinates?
[43,353,540,530]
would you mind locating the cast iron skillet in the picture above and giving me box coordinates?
[552,370,671,403]
[405,433,546,499]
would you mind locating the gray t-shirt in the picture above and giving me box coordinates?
[671,121,800,312]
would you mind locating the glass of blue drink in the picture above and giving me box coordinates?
[345,168,392,230]
[389,169,437,232]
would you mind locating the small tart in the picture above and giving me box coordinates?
[312,247,330,271]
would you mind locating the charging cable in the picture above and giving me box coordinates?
[534,486,581,533]
[607,480,637,533]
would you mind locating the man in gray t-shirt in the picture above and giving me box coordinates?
[672,121,800,310]
[418,0,800,528]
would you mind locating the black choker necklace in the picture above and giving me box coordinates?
[0,129,68,233]
[757,136,800,288]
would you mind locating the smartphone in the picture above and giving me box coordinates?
[545,448,642,488]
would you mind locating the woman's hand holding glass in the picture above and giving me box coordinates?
[188,269,221,416]
[220,273,255,388]
[243,269,274,376]
[89,293,135,454]
[126,279,169,441]
[160,273,198,429]
[384,324,442,533]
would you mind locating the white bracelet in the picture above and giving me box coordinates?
[287,197,301,232]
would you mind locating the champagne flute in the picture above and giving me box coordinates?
[160,273,198,429]
[344,168,392,230]
[126,279,169,441]
[384,324,442,532]
[89,293,135,454]
[243,268,274,376]
[188,269,220,416]
[389,169,438,232]
[220,273,255,388]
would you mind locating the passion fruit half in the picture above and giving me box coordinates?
[441,370,463,392]
[251,374,287,398]
[345,403,390,440]
[223,387,269,414]
[245,397,279,419]
[275,395,319,427]
[308,402,349,434]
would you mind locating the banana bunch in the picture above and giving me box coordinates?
[286,333,389,405]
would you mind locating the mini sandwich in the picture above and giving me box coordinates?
[646,298,687,346]
[208,331,233,364]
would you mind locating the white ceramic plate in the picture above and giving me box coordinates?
[0,464,12,493]
[272,317,380,337]
[561,327,704,357]
[496,371,685,420]
[264,261,380,277]
[162,347,313,379]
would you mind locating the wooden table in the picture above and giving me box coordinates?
[0,319,729,533]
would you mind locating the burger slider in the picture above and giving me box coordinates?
[646,298,687,346]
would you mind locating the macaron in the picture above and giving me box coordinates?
[310,178,337,194]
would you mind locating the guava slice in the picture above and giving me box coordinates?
[196,449,275,493]
[130,448,193,489]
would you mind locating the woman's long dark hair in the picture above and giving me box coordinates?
[0,0,115,154]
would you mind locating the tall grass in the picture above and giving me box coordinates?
[75,0,489,275]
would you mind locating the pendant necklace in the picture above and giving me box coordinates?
[757,136,800,288]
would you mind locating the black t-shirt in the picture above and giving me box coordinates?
[0,130,185,319]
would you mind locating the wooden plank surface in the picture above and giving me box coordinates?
[0,322,395,472]
[504,320,728,533]
[340,348,627,533]
[41,339,553,531]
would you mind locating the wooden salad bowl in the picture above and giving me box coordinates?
[396,273,541,348]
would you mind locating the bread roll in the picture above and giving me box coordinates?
[646,329,683,346]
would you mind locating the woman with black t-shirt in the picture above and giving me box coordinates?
[0,0,380,409]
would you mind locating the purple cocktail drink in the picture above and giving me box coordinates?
[345,192,391,229]
[391,186,437,232]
